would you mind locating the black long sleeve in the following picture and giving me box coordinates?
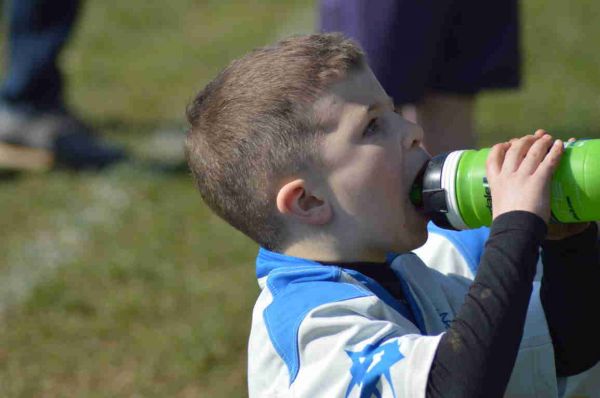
[426,211,546,398]
[541,222,600,376]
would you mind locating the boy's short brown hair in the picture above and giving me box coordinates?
[185,33,364,250]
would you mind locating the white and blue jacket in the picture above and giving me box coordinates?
[248,242,558,397]
[414,222,600,398]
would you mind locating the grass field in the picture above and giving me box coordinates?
[1,1,600,396]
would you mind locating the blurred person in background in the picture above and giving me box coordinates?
[319,0,520,155]
[0,0,126,171]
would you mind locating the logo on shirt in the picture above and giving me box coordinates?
[345,340,404,398]
[439,311,452,329]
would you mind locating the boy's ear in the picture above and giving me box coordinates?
[276,179,332,225]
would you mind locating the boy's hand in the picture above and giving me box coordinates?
[486,130,563,224]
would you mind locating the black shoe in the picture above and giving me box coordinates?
[0,104,127,171]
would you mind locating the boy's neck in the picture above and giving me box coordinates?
[282,239,387,263]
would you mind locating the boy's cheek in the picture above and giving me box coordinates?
[329,165,374,197]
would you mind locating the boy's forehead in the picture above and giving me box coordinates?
[313,67,391,129]
[330,66,386,102]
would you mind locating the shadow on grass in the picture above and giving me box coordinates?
[0,170,20,182]
[91,116,186,137]
[0,156,189,184]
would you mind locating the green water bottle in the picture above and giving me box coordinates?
[411,139,600,230]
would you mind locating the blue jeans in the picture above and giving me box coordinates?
[1,0,81,111]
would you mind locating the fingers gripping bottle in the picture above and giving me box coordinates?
[411,139,600,230]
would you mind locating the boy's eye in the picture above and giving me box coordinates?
[363,118,379,137]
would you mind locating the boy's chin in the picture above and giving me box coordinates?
[413,229,429,250]
[391,228,429,254]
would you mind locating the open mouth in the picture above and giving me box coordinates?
[409,160,429,211]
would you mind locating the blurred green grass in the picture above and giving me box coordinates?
[477,0,600,144]
[1,0,600,396]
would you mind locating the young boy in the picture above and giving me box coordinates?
[185,33,599,397]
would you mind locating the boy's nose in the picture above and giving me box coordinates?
[403,120,424,149]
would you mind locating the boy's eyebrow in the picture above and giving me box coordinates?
[367,96,395,114]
